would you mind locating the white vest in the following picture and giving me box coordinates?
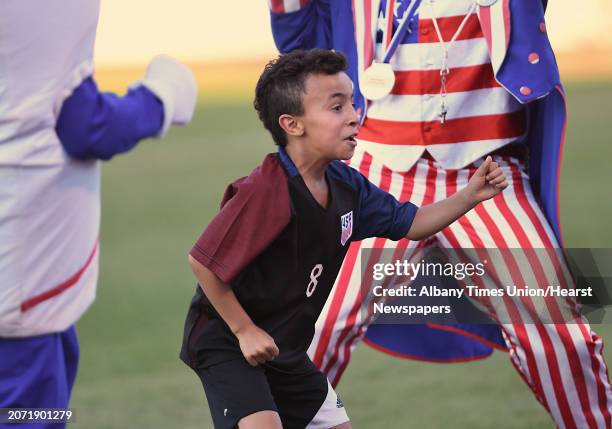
[0,0,101,336]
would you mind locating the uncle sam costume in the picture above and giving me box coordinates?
[267,0,612,427]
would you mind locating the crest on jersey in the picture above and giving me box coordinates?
[340,211,353,246]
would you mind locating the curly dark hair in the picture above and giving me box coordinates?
[254,49,348,146]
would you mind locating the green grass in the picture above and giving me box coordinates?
[71,82,612,428]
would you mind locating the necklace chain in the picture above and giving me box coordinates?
[428,0,478,124]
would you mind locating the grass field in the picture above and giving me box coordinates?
[70,81,612,428]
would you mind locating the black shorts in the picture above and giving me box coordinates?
[193,355,349,429]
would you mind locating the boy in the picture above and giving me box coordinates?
[180,49,507,429]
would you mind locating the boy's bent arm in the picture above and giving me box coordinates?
[188,255,252,333]
[405,156,508,241]
[188,255,279,366]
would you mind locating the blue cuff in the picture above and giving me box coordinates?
[56,77,164,161]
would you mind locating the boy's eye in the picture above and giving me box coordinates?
[332,105,342,111]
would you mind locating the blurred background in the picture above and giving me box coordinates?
[71,1,612,427]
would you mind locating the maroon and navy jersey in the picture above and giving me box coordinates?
[180,147,417,368]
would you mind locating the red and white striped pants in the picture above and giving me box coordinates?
[308,150,612,429]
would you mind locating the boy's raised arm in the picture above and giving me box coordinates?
[405,156,508,241]
[188,255,279,366]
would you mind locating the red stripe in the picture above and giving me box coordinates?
[313,243,361,370]
[427,323,507,351]
[21,239,99,312]
[398,164,417,203]
[270,0,285,13]
[312,153,373,368]
[511,160,612,425]
[392,64,499,95]
[555,86,567,246]
[379,165,393,193]
[358,152,373,180]
[478,6,493,55]
[420,159,437,207]
[358,110,526,145]
[417,14,483,44]
[502,0,511,48]
[473,197,576,428]
[363,0,374,67]
[363,336,493,363]
[385,0,394,49]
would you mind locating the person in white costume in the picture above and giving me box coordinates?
[0,1,197,426]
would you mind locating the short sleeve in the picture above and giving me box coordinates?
[330,162,418,241]
[190,155,291,284]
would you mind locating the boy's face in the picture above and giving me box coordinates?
[297,71,359,161]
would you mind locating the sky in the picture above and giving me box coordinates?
[95,0,612,66]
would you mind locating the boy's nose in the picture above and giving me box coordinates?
[348,105,360,125]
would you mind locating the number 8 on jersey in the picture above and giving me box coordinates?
[306,264,324,297]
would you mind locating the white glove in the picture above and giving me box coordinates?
[138,54,197,138]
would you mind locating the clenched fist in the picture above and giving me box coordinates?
[465,156,509,204]
[235,323,280,367]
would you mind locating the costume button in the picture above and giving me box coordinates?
[520,86,532,96]
[528,53,540,64]
[421,27,430,36]
[539,22,547,33]
[423,124,432,132]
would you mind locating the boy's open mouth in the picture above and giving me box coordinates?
[344,133,357,144]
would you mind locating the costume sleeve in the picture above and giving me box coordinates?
[55,77,164,161]
[268,0,332,52]
[333,163,418,241]
[190,156,292,284]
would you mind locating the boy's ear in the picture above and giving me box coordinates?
[278,114,304,138]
